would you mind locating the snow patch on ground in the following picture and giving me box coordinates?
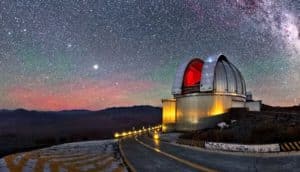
[0,159,9,172]
[0,139,127,172]
[205,142,280,153]
[160,132,182,143]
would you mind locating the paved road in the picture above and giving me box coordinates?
[120,135,300,172]
[120,136,201,172]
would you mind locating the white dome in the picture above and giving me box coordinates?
[172,54,246,97]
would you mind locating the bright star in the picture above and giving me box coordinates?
[93,64,99,70]
[207,57,213,63]
[67,43,72,48]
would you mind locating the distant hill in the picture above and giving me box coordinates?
[261,104,300,113]
[0,105,162,157]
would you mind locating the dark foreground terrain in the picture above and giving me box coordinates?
[0,106,161,157]
[181,105,300,144]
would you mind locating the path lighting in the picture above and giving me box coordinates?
[115,126,161,138]
[153,132,159,140]
[162,125,167,131]
[114,133,119,138]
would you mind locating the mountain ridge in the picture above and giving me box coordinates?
[0,105,162,157]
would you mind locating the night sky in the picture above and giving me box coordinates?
[0,0,299,110]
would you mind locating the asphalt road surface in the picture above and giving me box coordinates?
[120,135,300,172]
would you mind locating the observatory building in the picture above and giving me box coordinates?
[162,54,260,131]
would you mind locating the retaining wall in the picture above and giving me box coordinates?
[205,142,280,153]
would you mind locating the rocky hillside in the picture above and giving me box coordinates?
[180,106,300,144]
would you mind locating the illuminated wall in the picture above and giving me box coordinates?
[175,94,244,131]
[162,99,176,132]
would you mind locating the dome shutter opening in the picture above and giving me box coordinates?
[182,59,203,94]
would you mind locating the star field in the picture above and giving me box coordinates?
[0,0,299,110]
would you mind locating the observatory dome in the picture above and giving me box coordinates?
[172,54,246,97]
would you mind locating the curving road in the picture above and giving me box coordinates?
[120,135,300,172]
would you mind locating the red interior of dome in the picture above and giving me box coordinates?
[183,59,203,88]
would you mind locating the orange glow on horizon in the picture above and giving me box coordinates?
[6,78,160,111]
